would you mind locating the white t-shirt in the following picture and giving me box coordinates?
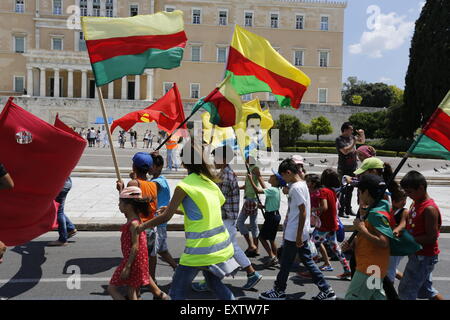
[283,180,311,242]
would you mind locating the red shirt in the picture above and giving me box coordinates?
[407,198,441,256]
[318,188,339,232]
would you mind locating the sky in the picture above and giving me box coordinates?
[343,0,426,89]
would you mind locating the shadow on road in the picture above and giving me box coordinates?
[62,257,122,275]
[0,241,47,299]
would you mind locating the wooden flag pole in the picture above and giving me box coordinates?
[96,86,122,182]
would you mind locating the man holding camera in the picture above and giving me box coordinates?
[335,122,365,218]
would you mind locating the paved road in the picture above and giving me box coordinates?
[1,232,449,300]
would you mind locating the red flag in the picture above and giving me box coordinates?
[54,113,82,138]
[110,83,187,135]
[0,98,86,246]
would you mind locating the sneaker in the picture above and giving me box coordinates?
[337,272,352,280]
[68,229,77,239]
[47,241,68,247]
[264,257,279,268]
[319,265,334,272]
[312,289,337,300]
[259,288,286,301]
[242,272,263,290]
[245,249,259,258]
[338,213,350,219]
[297,271,312,278]
[191,280,210,292]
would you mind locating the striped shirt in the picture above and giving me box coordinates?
[218,165,240,220]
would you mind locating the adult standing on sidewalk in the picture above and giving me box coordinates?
[48,177,77,246]
[165,137,178,171]
[335,122,365,218]
[192,146,263,292]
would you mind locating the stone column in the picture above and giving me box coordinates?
[53,68,60,97]
[87,0,93,16]
[68,69,74,98]
[81,70,88,98]
[100,0,106,16]
[121,76,127,99]
[113,0,118,17]
[108,81,114,99]
[145,70,153,101]
[39,67,46,97]
[27,67,33,96]
[134,75,140,100]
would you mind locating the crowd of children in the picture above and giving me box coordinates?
[1,143,444,301]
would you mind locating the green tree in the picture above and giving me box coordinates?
[352,95,363,105]
[273,114,308,147]
[309,116,333,141]
[389,85,404,108]
[349,111,388,139]
[402,0,450,138]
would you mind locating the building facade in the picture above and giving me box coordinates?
[0,0,346,105]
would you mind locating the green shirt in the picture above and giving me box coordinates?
[244,165,260,199]
[264,187,281,212]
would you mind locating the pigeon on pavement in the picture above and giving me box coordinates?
[434,168,440,173]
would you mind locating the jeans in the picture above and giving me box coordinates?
[237,209,259,239]
[398,254,439,300]
[387,256,404,283]
[55,178,75,243]
[275,240,330,293]
[169,265,235,300]
[223,219,252,269]
[167,149,173,170]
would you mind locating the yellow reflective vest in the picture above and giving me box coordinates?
[177,173,234,267]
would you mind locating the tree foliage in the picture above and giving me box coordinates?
[273,114,308,148]
[348,111,389,139]
[402,0,450,138]
[309,116,333,141]
[342,77,394,108]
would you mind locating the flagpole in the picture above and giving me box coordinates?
[96,86,122,182]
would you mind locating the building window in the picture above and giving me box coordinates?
[296,15,304,30]
[219,10,227,26]
[80,0,87,16]
[130,4,138,17]
[245,12,253,27]
[163,82,173,95]
[92,0,100,16]
[14,76,25,93]
[270,13,279,28]
[191,46,201,62]
[242,94,252,101]
[15,0,24,13]
[294,50,304,66]
[190,84,200,99]
[217,47,227,63]
[79,32,86,51]
[53,0,62,15]
[318,88,328,104]
[319,51,329,67]
[192,9,201,24]
[52,38,63,50]
[321,16,329,31]
[14,36,25,53]
[165,6,175,13]
[106,0,113,17]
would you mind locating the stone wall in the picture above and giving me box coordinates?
[0,96,384,141]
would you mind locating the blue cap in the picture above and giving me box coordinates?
[132,152,153,170]
[272,168,287,187]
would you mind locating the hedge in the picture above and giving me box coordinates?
[296,140,335,148]
[307,147,337,154]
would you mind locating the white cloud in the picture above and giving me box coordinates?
[349,8,415,58]
[379,77,392,83]
[418,1,426,11]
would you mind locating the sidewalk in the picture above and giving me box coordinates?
[65,176,450,232]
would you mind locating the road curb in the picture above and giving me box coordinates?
[71,223,450,233]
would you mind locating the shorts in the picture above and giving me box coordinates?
[156,225,168,253]
[146,228,157,257]
[259,211,281,241]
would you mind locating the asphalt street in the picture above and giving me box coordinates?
[1,232,449,300]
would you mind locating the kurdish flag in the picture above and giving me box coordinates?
[81,11,187,87]
[226,25,311,109]
[192,74,243,127]
[409,91,450,160]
